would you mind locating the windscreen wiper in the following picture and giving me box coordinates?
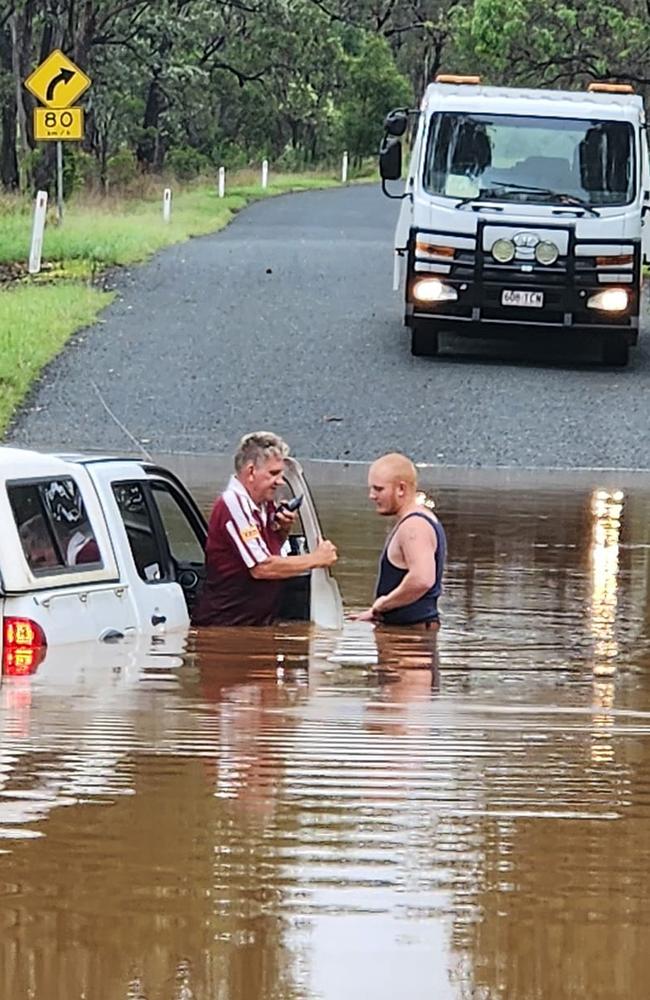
[454,190,503,209]
[484,181,600,216]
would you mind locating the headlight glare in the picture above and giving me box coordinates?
[412,278,458,303]
[535,241,559,266]
[587,288,629,312]
[492,238,515,263]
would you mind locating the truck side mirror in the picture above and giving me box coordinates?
[384,110,408,137]
[379,136,402,181]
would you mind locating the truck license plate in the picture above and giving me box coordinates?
[502,289,544,308]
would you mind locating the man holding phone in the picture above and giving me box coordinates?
[192,431,337,626]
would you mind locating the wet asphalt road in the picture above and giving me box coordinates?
[8,184,650,468]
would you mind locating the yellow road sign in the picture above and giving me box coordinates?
[34,107,84,141]
[25,49,91,109]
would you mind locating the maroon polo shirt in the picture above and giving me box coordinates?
[192,476,285,627]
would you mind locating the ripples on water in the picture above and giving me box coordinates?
[2,466,650,999]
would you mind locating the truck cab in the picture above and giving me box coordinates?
[0,448,342,677]
[380,76,649,366]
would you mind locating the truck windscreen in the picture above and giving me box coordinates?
[423,113,635,207]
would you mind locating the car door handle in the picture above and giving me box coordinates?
[99,629,125,643]
[151,614,167,626]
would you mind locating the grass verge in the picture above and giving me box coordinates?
[0,171,351,269]
[0,170,362,437]
[0,284,112,434]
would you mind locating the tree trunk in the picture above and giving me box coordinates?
[137,75,165,171]
[0,104,19,189]
[9,11,32,192]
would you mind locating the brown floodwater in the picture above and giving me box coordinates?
[2,459,650,999]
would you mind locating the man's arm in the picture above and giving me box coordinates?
[251,539,337,580]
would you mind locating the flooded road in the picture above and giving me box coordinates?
[2,461,650,999]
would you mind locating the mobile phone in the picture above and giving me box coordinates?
[279,494,303,513]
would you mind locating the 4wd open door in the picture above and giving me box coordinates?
[279,458,343,629]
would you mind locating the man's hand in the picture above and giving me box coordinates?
[354,594,389,622]
[273,506,297,536]
[371,594,390,616]
[313,539,337,567]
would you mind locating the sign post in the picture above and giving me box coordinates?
[24,49,91,225]
[56,141,64,223]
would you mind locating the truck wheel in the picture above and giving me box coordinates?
[411,324,439,357]
[602,338,629,367]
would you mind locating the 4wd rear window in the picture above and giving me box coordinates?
[8,478,103,575]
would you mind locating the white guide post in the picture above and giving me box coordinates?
[342,150,349,184]
[261,159,269,189]
[28,190,48,275]
[162,187,172,223]
[218,166,225,198]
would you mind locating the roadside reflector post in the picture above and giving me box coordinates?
[28,190,48,275]
[163,187,172,223]
[218,166,225,198]
[261,159,269,189]
[342,150,349,184]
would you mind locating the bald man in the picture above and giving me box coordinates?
[358,453,446,628]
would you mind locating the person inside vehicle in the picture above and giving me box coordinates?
[357,452,446,630]
[192,431,337,627]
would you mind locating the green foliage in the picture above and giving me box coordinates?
[2,0,645,196]
[1,0,423,193]
[450,0,650,86]
[341,35,412,161]
[167,146,211,181]
[106,149,140,189]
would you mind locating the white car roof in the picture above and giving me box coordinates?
[422,84,644,124]
[0,446,144,479]
[0,446,76,479]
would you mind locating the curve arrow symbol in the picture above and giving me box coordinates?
[46,67,75,102]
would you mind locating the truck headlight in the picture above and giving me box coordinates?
[535,241,559,266]
[587,288,629,312]
[412,278,458,303]
[491,239,515,263]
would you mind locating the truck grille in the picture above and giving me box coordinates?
[410,222,640,327]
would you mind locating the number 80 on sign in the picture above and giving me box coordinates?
[34,107,84,141]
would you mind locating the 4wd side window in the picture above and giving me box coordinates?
[113,482,166,583]
[150,482,205,565]
[8,478,103,574]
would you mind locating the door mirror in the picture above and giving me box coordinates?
[379,136,402,181]
[384,110,408,137]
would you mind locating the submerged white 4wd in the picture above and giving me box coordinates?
[0,448,342,676]
[380,76,649,366]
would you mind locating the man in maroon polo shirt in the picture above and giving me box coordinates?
[192,431,338,626]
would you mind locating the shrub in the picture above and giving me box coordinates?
[106,148,139,189]
[166,146,211,181]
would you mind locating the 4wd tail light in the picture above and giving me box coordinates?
[2,617,47,676]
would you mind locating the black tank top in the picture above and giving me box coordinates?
[375,511,446,625]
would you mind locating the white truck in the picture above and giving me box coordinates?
[380,75,649,366]
[0,448,342,677]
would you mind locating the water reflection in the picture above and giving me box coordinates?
[2,466,650,999]
[589,488,624,669]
